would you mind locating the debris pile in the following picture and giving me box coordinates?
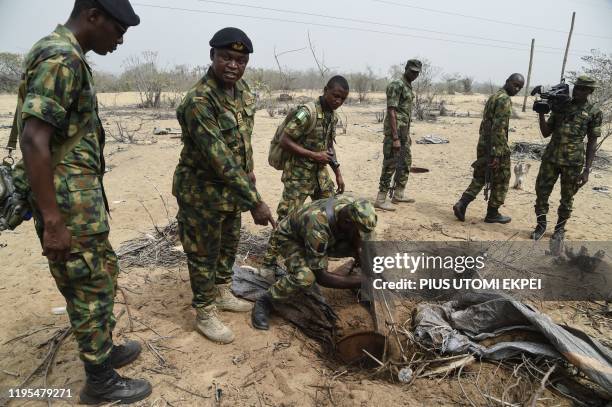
[116,220,270,269]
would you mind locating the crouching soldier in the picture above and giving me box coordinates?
[251,196,377,330]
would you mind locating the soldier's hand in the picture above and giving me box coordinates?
[392,138,401,152]
[42,217,72,263]
[336,174,345,194]
[576,171,589,189]
[247,171,256,186]
[488,157,500,170]
[251,201,277,228]
[311,151,333,164]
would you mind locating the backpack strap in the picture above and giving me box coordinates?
[302,101,318,135]
[325,197,338,236]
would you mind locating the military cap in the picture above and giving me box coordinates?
[405,59,422,72]
[347,199,377,233]
[573,75,598,89]
[209,27,253,54]
[93,0,140,27]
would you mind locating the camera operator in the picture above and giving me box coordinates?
[531,76,602,240]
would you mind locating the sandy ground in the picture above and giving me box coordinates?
[0,90,610,406]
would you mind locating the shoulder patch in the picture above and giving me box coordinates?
[295,108,310,123]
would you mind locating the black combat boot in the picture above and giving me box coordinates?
[452,193,475,222]
[251,292,273,330]
[484,205,511,224]
[551,216,569,240]
[110,340,142,369]
[80,360,152,405]
[530,215,547,240]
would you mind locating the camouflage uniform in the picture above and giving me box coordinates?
[269,196,376,300]
[534,101,602,218]
[378,75,413,193]
[14,25,115,365]
[262,98,336,266]
[463,89,513,208]
[173,68,259,309]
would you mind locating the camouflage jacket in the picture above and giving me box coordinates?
[477,89,512,158]
[173,69,260,212]
[276,196,358,271]
[282,97,337,182]
[543,100,602,167]
[15,25,108,238]
[383,75,413,137]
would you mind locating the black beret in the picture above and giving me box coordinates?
[96,0,140,28]
[209,27,253,54]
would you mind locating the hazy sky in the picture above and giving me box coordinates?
[1,0,611,84]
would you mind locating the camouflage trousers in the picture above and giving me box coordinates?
[269,237,354,301]
[534,161,582,219]
[47,233,118,365]
[262,175,334,267]
[176,201,241,308]
[378,135,412,193]
[464,154,511,208]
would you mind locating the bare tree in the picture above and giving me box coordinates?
[412,59,442,120]
[121,51,165,108]
[461,76,474,94]
[0,52,23,93]
[348,67,376,103]
[307,31,330,83]
[568,49,612,151]
[273,46,306,91]
[442,73,461,95]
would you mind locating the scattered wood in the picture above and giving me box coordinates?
[418,355,476,378]
[527,363,557,407]
[164,380,210,399]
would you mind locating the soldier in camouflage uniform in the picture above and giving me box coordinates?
[531,76,602,240]
[251,196,377,330]
[172,28,275,344]
[14,1,151,404]
[260,76,349,277]
[375,59,421,211]
[453,73,525,224]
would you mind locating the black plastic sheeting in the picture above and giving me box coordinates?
[413,292,612,396]
[232,265,338,349]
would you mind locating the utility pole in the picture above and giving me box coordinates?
[560,12,576,81]
[522,38,535,112]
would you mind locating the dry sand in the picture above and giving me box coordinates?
[0,91,610,406]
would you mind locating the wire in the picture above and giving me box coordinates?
[192,0,593,53]
[372,0,612,41]
[132,3,590,57]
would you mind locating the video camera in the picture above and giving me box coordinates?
[530,81,571,114]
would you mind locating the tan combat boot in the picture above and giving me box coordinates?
[214,283,252,312]
[374,191,396,211]
[391,187,415,204]
[195,305,235,344]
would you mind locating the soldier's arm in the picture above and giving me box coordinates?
[20,62,78,262]
[538,112,553,138]
[186,100,261,209]
[489,95,512,156]
[584,110,603,172]
[386,82,401,138]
